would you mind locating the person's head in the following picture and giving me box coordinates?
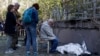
[47,19,54,26]
[14,3,20,11]
[32,3,39,10]
[7,4,15,12]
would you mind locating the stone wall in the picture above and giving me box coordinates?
[53,19,100,53]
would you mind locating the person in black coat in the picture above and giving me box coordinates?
[4,8,16,34]
[4,4,17,53]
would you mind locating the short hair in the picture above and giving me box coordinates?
[47,19,54,22]
[7,4,14,12]
[14,3,20,6]
[32,3,39,10]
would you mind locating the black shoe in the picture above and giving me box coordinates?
[12,46,18,50]
[49,51,60,54]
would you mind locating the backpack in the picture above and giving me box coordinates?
[22,8,33,23]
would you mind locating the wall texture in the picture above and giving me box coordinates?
[54,20,100,53]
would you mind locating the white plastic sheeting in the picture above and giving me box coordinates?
[56,41,91,56]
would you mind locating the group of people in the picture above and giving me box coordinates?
[4,2,59,56]
[4,3,21,53]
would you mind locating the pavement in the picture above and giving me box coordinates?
[0,36,76,56]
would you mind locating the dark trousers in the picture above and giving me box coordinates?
[49,39,58,52]
[9,33,18,50]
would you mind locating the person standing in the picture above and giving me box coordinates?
[4,4,16,54]
[23,3,39,56]
[14,3,20,19]
[14,3,21,47]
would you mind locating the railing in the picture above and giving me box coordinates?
[0,31,4,36]
[19,29,26,37]
[0,29,26,37]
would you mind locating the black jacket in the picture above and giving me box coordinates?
[4,12,16,34]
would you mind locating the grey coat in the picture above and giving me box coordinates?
[40,21,56,40]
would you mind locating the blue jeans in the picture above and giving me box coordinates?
[6,34,12,50]
[49,39,58,52]
[25,26,37,53]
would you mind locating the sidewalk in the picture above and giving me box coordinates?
[0,36,76,56]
